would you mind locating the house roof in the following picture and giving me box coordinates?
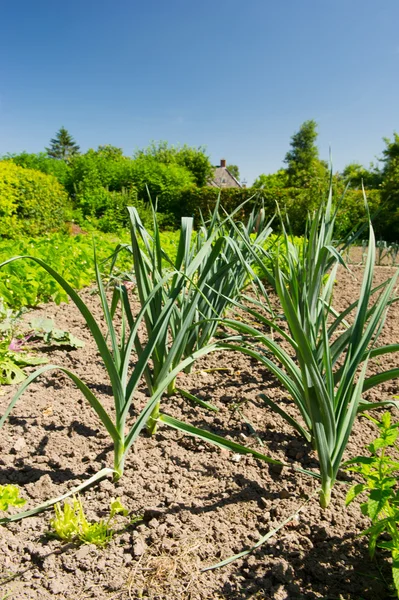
[208,159,242,188]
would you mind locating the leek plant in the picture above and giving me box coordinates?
[0,227,284,521]
[111,199,273,433]
[220,191,399,507]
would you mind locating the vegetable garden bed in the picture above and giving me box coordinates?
[0,260,398,600]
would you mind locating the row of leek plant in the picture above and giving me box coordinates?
[0,199,284,523]
[221,187,399,507]
[109,198,273,434]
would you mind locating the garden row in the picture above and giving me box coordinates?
[1,192,399,596]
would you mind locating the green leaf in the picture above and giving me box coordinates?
[392,565,399,596]
[345,483,366,506]
[366,488,392,521]
[0,484,26,511]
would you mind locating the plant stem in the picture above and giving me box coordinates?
[146,400,160,435]
[320,478,332,509]
[113,439,125,482]
[167,378,176,396]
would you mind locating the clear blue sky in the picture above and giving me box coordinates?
[1,0,398,184]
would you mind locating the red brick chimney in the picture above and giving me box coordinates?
[220,159,226,168]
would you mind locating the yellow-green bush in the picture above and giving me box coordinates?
[0,162,70,238]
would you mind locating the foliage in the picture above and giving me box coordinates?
[0,161,71,238]
[0,308,83,384]
[284,119,319,175]
[3,151,70,187]
[176,186,272,224]
[46,127,80,162]
[66,145,135,195]
[221,188,399,507]
[334,188,381,239]
[378,133,399,241]
[66,145,195,227]
[0,336,47,385]
[178,183,385,239]
[29,317,84,348]
[134,141,213,187]
[49,495,129,546]
[341,162,382,190]
[226,164,240,180]
[0,485,26,511]
[129,155,195,217]
[284,120,328,188]
[112,199,273,431]
[252,170,288,190]
[345,412,399,598]
[0,232,130,309]
[0,209,284,523]
[0,301,48,384]
[64,146,140,230]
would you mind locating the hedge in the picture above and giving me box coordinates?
[175,185,384,238]
[0,161,71,238]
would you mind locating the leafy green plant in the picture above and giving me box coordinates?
[0,161,71,238]
[49,495,129,546]
[29,317,84,348]
[345,412,399,598]
[0,485,26,511]
[111,197,273,433]
[0,232,130,309]
[0,227,284,524]
[0,298,47,383]
[0,336,47,384]
[220,187,399,507]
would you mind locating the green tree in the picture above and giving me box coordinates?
[378,133,399,240]
[341,162,382,189]
[284,120,327,186]
[130,155,195,218]
[227,164,240,180]
[253,169,288,190]
[66,145,133,195]
[134,141,213,187]
[46,127,80,162]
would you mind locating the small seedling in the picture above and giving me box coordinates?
[30,317,84,349]
[0,485,26,511]
[344,412,399,598]
[49,495,129,546]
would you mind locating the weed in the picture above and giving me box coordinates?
[0,485,26,512]
[345,412,399,597]
[49,495,130,546]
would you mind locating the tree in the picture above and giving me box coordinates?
[46,127,80,162]
[253,169,288,190]
[227,164,240,181]
[284,120,326,186]
[341,162,382,189]
[378,133,399,240]
[134,141,213,187]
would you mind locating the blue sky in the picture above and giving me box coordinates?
[1,0,398,184]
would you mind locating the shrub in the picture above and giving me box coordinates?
[130,156,195,217]
[0,162,70,238]
[335,189,381,239]
[4,152,70,187]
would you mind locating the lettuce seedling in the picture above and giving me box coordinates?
[0,485,26,511]
[49,495,130,547]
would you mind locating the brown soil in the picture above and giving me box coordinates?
[0,263,399,600]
